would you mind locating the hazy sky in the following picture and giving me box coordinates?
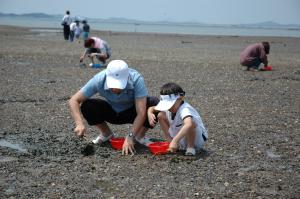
[1,0,300,25]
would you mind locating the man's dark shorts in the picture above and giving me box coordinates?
[87,48,110,60]
[80,96,159,128]
[242,57,262,69]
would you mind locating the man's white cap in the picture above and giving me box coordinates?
[106,60,129,89]
[155,94,180,111]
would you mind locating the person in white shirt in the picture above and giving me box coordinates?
[69,21,77,42]
[74,21,82,40]
[61,10,72,40]
[147,82,208,156]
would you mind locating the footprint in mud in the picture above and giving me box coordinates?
[294,70,300,75]
[249,77,266,81]
[168,149,211,163]
[81,143,95,156]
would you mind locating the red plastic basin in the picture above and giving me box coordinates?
[148,142,170,155]
[262,66,273,71]
[110,137,125,150]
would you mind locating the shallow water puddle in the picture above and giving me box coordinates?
[0,139,27,153]
[0,156,18,162]
[15,61,31,66]
[30,29,60,33]
[266,149,281,158]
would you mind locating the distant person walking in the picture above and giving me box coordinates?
[69,21,76,42]
[82,20,90,41]
[74,21,82,41]
[240,42,270,71]
[80,37,112,65]
[61,10,72,41]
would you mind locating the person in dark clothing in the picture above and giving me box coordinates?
[61,10,72,40]
[82,20,90,41]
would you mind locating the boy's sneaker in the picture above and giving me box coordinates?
[185,147,196,156]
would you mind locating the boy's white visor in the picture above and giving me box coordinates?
[155,94,180,111]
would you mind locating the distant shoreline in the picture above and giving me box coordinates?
[1,12,300,29]
[1,22,300,38]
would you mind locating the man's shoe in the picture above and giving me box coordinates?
[92,133,114,144]
[135,137,153,146]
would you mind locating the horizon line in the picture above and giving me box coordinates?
[0,12,300,27]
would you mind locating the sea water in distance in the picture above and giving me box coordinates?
[0,16,300,38]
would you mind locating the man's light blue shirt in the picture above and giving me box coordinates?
[80,68,148,113]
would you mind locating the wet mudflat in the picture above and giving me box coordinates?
[0,25,299,198]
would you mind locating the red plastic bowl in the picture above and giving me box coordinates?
[263,66,273,71]
[148,142,170,155]
[110,137,125,150]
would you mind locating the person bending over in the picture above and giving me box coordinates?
[240,41,270,71]
[69,60,159,155]
[147,82,208,156]
[80,37,112,66]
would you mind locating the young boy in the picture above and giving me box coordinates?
[148,82,208,156]
[74,21,82,41]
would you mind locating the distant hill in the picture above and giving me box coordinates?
[93,17,208,26]
[0,12,61,18]
[236,21,300,29]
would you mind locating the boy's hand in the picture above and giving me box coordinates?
[148,113,157,127]
[168,140,179,153]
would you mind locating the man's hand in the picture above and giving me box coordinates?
[74,124,86,138]
[79,56,84,62]
[90,53,98,57]
[122,136,135,155]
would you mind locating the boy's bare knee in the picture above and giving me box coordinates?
[157,111,167,121]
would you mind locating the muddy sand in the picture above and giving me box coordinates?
[0,25,299,198]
